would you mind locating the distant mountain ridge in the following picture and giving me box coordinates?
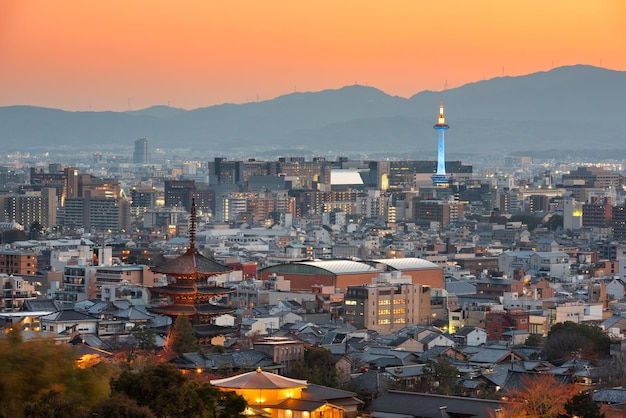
[1,65,624,157]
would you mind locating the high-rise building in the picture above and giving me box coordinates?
[431,104,451,186]
[133,138,149,164]
[0,188,57,228]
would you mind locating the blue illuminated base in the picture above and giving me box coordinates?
[431,174,451,185]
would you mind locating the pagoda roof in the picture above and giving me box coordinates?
[152,248,231,277]
[211,368,307,389]
[196,304,235,315]
[150,304,197,315]
[197,286,236,295]
[194,323,237,336]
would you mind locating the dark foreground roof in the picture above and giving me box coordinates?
[369,390,510,418]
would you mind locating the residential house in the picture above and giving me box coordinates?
[454,326,487,346]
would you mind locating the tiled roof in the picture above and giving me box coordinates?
[152,249,231,276]
[370,390,508,418]
[211,368,307,389]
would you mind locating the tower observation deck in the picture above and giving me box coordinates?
[431,104,451,186]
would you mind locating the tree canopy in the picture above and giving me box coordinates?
[288,345,338,387]
[0,329,115,418]
[169,315,198,355]
[111,363,246,418]
[542,321,611,364]
[498,373,578,418]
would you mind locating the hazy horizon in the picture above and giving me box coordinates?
[1,1,624,111]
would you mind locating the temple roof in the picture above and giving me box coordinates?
[211,368,307,389]
[194,323,237,337]
[152,249,231,277]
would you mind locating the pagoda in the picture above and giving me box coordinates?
[150,200,236,343]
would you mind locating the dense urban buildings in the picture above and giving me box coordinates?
[2,125,626,416]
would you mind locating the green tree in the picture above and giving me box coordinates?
[422,358,462,396]
[131,325,158,352]
[543,321,611,364]
[544,214,563,231]
[111,363,246,418]
[22,391,89,418]
[0,329,113,418]
[28,222,44,240]
[90,393,156,418]
[220,390,247,418]
[169,315,198,355]
[557,392,605,418]
[288,345,338,387]
[509,214,543,231]
[525,334,543,347]
[111,363,199,417]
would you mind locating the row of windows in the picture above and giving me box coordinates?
[377,318,406,325]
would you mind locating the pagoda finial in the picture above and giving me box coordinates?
[189,198,196,252]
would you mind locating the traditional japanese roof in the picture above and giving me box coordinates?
[152,199,231,277]
[301,384,363,405]
[211,368,307,389]
[275,399,328,412]
[152,249,231,277]
[370,390,509,418]
[194,323,237,337]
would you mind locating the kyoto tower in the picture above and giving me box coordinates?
[431,103,451,186]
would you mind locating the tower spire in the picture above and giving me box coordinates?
[431,103,451,186]
[188,198,196,252]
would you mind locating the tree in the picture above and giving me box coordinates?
[422,358,462,396]
[111,363,246,418]
[288,345,338,387]
[90,393,156,418]
[543,322,611,364]
[0,329,113,418]
[169,315,198,355]
[524,334,543,347]
[498,373,578,418]
[544,214,563,231]
[131,324,158,352]
[509,214,543,231]
[557,392,605,418]
[28,222,44,240]
[112,363,204,418]
[22,390,89,418]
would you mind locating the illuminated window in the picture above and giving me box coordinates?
[345,300,357,305]
[393,299,405,304]
[378,299,390,305]
[393,308,406,314]
[393,318,406,324]
[378,309,390,315]
[378,319,390,325]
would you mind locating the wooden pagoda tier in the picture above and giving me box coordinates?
[149,200,237,341]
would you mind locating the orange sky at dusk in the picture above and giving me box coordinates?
[1,1,624,111]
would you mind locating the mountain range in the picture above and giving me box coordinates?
[1,65,625,158]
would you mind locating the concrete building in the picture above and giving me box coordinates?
[0,250,38,276]
[343,274,430,332]
[0,188,57,229]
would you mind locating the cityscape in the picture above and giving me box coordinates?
[2,1,626,417]
[1,100,626,416]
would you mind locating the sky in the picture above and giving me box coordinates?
[1,1,625,111]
